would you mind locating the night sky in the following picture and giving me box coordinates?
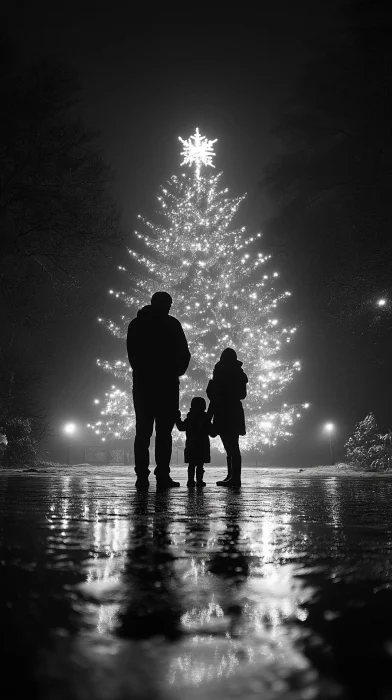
[4,1,390,464]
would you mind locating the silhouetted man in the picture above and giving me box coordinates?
[127,291,190,489]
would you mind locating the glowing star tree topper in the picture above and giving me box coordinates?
[89,130,308,450]
[179,128,217,179]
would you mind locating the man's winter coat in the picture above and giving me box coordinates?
[127,305,190,386]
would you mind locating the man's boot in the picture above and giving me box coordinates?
[196,465,206,487]
[135,468,150,490]
[187,464,196,487]
[135,477,149,490]
[156,476,181,489]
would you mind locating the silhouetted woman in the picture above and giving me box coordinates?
[207,348,248,488]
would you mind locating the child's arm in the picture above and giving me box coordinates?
[175,410,187,431]
[202,410,218,437]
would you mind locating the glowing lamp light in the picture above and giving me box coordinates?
[324,422,335,465]
[63,422,77,465]
[377,298,387,307]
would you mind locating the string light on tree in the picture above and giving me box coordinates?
[89,129,307,449]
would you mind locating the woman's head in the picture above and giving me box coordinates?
[220,347,237,362]
[190,396,206,413]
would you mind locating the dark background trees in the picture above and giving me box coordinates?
[259,0,392,459]
[1,55,121,327]
[263,1,392,325]
[0,47,121,461]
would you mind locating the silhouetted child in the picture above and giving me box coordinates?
[176,397,212,487]
[207,348,248,488]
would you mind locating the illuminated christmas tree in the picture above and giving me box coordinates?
[89,129,308,449]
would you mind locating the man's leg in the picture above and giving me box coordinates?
[154,409,176,478]
[133,384,155,480]
[154,381,179,483]
[196,464,206,487]
[187,463,196,486]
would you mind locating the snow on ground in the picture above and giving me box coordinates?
[6,461,391,478]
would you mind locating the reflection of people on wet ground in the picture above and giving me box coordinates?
[127,291,191,490]
[118,490,182,640]
[208,490,249,638]
[208,490,249,582]
[176,397,213,487]
[207,348,248,488]
[184,488,210,550]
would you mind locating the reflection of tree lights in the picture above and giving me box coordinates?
[77,501,131,634]
[181,601,224,629]
[168,642,241,686]
[96,604,119,635]
[182,557,206,582]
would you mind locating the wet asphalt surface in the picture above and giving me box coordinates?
[2,466,392,700]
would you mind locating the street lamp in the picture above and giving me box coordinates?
[324,422,335,465]
[376,298,387,308]
[63,422,77,465]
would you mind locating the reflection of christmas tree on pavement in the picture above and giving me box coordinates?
[89,129,308,449]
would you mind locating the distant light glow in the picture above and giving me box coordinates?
[324,422,335,433]
[377,298,387,307]
[64,423,76,435]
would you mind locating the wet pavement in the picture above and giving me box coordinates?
[2,466,392,699]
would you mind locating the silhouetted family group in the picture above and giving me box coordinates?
[127,291,248,490]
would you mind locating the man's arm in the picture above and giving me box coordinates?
[126,319,138,369]
[176,410,187,431]
[173,319,191,376]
